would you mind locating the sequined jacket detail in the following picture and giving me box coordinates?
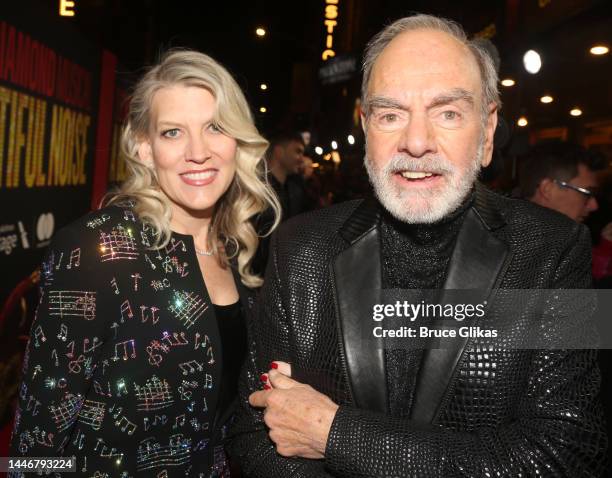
[229,186,607,477]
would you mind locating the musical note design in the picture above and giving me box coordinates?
[112,339,136,362]
[178,360,204,376]
[189,417,201,431]
[143,414,168,431]
[68,354,86,374]
[78,399,106,430]
[26,394,41,416]
[50,393,82,432]
[172,414,186,430]
[57,323,68,342]
[93,380,112,397]
[194,333,214,364]
[141,306,160,324]
[193,439,209,452]
[168,290,208,329]
[153,414,168,425]
[131,273,142,291]
[178,380,198,401]
[66,248,81,269]
[146,341,166,367]
[164,238,187,254]
[87,214,111,229]
[32,427,54,448]
[136,434,191,471]
[151,278,170,291]
[110,277,120,295]
[41,252,55,284]
[31,365,42,381]
[161,331,188,347]
[116,378,128,397]
[134,376,174,411]
[144,253,157,270]
[99,225,139,262]
[83,336,102,354]
[49,290,96,320]
[115,415,137,435]
[157,470,169,478]
[94,437,122,459]
[72,428,86,450]
[101,359,109,376]
[32,325,46,347]
[124,209,136,222]
[51,349,59,366]
[54,251,64,270]
[170,256,189,277]
[111,322,119,340]
[120,299,134,323]
[66,341,75,359]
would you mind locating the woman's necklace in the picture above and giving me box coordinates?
[194,246,214,256]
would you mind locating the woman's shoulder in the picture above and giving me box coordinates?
[52,202,142,248]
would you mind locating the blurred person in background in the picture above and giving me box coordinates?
[252,131,306,275]
[520,141,602,223]
[9,49,279,477]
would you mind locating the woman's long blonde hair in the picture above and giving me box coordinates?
[106,49,280,287]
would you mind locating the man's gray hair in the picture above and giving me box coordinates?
[361,14,501,119]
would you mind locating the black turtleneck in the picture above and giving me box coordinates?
[380,193,474,416]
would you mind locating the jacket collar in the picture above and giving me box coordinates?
[333,183,511,416]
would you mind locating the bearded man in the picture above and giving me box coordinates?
[229,14,607,477]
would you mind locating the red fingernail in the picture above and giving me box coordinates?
[270,362,278,369]
[264,384,271,390]
[260,374,268,383]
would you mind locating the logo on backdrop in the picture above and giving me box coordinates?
[36,212,55,243]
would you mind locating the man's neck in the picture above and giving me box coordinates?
[269,163,288,185]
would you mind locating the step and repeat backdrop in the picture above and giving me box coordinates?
[0,2,126,304]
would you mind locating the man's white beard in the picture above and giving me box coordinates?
[364,138,484,224]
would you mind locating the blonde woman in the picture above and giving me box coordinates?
[9,50,279,477]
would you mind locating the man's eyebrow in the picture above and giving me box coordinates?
[428,88,475,109]
[364,96,408,113]
[365,89,475,114]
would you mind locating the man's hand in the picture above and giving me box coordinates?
[250,364,339,459]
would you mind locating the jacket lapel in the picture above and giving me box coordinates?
[333,199,388,412]
[410,187,512,424]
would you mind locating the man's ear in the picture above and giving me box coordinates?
[137,140,153,167]
[480,102,498,168]
[538,178,555,200]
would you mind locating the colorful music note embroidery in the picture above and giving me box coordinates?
[168,290,208,329]
[134,376,174,411]
[49,290,96,320]
[99,225,139,262]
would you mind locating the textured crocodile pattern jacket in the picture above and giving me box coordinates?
[230,185,607,477]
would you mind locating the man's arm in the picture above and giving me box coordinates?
[255,224,606,477]
[228,233,334,477]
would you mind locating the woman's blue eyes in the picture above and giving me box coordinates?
[161,124,222,138]
[162,128,180,138]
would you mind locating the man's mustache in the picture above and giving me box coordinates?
[382,154,455,176]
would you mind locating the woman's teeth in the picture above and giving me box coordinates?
[182,170,216,180]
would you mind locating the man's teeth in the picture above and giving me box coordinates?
[400,171,434,179]
[183,171,216,180]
